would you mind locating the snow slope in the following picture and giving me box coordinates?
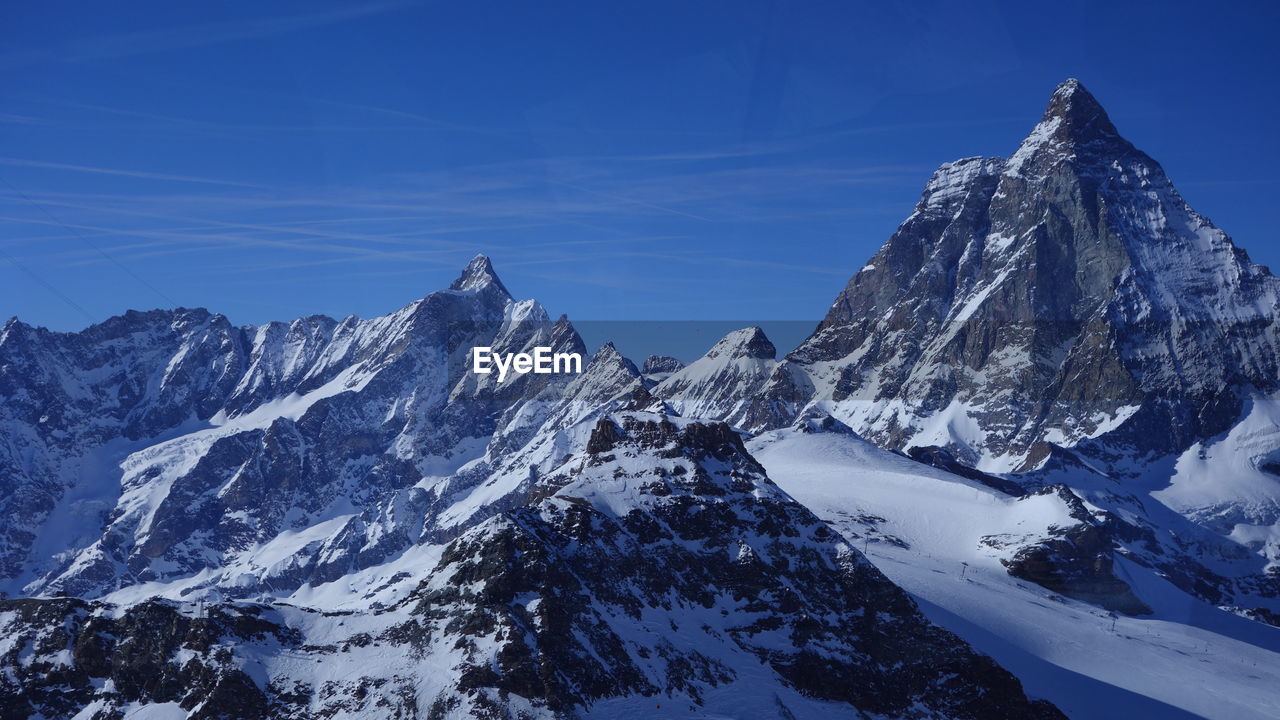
[749,428,1280,720]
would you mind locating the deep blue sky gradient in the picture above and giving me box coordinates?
[2,1,1278,334]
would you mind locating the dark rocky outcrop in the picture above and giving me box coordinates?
[997,486,1153,615]
[641,354,684,376]
[0,598,290,720]
[399,412,1066,719]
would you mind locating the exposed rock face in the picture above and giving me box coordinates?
[757,79,1280,471]
[905,446,1027,497]
[640,354,684,377]
[0,308,247,581]
[994,485,1154,615]
[0,598,288,720]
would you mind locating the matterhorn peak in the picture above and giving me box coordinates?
[778,77,1280,468]
[450,253,511,296]
[1040,77,1119,138]
[1006,78,1133,176]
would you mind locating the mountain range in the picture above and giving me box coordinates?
[3,80,1279,720]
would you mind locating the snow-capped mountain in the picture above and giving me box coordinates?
[0,253,1069,718]
[652,327,780,429]
[742,79,1280,473]
[0,398,1065,718]
[639,354,684,384]
[0,256,592,600]
[5,78,1280,719]
[655,79,1280,627]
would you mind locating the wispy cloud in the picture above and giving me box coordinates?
[544,179,715,222]
[299,97,509,136]
[0,158,261,188]
[0,112,44,126]
[0,2,418,71]
[21,98,487,140]
[0,124,920,294]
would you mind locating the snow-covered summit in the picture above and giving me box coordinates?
[449,252,510,296]
[705,325,776,360]
[0,255,585,600]
[4,80,1280,719]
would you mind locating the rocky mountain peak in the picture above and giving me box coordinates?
[592,341,636,370]
[1008,78,1133,176]
[0,316,25,345]
[550,313,588,357]
[406,409,1066,719]
[642,354,685,376]
[707,326,776,360]
[1041,78,1117,137]
[449,253,511,297]
[559,342,640,404]
[745,78,1280,471]
[652,327,785,430]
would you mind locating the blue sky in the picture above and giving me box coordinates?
[2,1,1278,334]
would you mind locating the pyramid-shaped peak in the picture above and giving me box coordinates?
[594,341,626,361]
[589,341,641,376]
[450,254,511,296]
[1005,79,1131,175]
[708,326,776,360]
[591,341,621,364]
[1051,77,1088,99]
[1040,78,1118,138]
